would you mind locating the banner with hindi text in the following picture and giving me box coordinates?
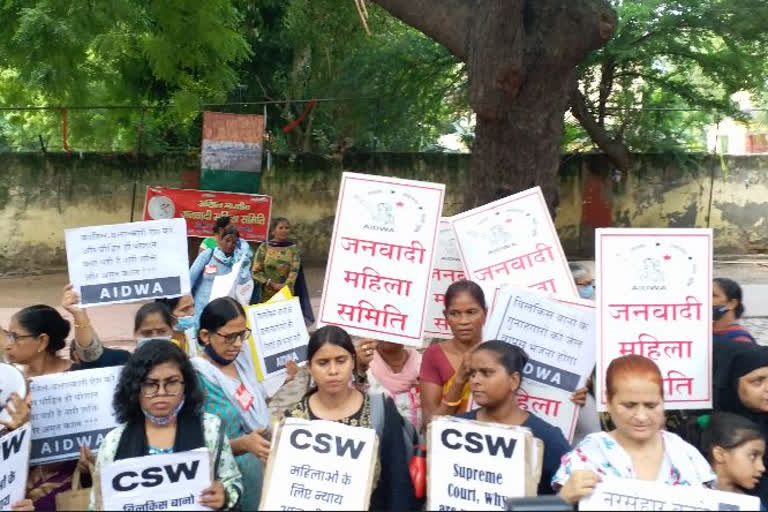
[451,187,577,301]
[596,228,712,411]
[423,218,466,339]
[317,172,445,346]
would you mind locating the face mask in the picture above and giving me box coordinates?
[713,305,730,321]
[142,398,185,425]
[578,285,595,300]
[136,336,173,348]
[175,316,196,332]
[204,342,236,366]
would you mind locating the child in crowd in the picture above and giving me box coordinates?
[703,412,766,506]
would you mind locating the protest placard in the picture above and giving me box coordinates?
[29,366,120,464]
[596,228,712,411]
[246,297,309,381]
[100,448,211,511]
[65,218,191,307]
[423,218,466,339]
[318,172,445,346]
[580,477,760,511]
[143,186,272,241]
[0,424,31,511]
[0,364,26,426]
[451,187,577,300]
[427,416,534,511]
[483,287,596,440]
[260,418,378,510]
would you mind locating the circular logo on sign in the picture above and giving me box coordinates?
[616,240,697,291]
[467,208,538,255]
[147,195,176,220]
[354,189,426,233]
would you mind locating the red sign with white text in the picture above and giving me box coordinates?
[143,186,272,241]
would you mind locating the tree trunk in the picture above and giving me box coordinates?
[371,0,617,212]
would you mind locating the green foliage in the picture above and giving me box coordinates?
[571,0,768,154]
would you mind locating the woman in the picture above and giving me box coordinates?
[285,325,417,510]
[157,295,199,355]
[192,297,285,510]
[190,225,253,319]
[199,216,254,258]
[64,285,187,368]
[420,280,486,425]
[713,277,756,343]
[569,262,595,300]
[553,354,714,504]
[358,340,422,430]
[712,340,768,503]
[90,340,242,510]
[251,217,314,323]
[460,340,571,495]
[3,305,78,508]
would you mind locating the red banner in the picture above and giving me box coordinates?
[143,186,272,241]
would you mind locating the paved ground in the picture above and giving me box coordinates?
[3,261,768,346]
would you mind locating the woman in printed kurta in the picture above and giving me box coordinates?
[553,355,714,504]
[251,217,300,302]
[90,340,242,511]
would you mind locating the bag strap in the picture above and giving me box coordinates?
[71,461,94,491]
[369,392,385,440]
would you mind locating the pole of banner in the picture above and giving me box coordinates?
[129,179,137,222]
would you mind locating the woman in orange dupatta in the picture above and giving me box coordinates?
[419,280,487,426]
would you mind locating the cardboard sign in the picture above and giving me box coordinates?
[596,228,713,411]
[100,448,211,511]
[423,218,466,339]
[451,187,577,300]
[29,367,120,464]
[246,298,309,381]
[427,416,539,511]
[65,218,191,307]
[144,186,272,241]
[260,418,378,510]
[0,424,31,511]
[580,477,760,511]
[318,172,445,346]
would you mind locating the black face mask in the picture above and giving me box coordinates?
[204,342,236,366]
[713,305,730,321]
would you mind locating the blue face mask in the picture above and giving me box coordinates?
[175,316,196,332]
[578,284,595,300]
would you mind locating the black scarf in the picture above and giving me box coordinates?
[114,407,205,460]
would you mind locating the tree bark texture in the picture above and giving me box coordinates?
[371,0,616,212]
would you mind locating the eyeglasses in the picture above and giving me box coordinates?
[213,329,251,345]
[2,330,37,345]
[141,378,185,397]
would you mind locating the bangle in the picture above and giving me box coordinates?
[441,397,462,407]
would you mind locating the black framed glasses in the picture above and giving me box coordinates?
[214,329,251,345]
[141,378,185,397]
[2,330,38,345]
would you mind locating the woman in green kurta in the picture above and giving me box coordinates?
[251,217,300,302]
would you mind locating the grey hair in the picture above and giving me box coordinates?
[569,262,591,282]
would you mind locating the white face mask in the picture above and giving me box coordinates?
[136,336,173,348]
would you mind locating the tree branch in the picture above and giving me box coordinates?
[369,0,470,61]
[569,82,631,171]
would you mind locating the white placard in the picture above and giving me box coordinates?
[427,417,531,510]
[65,218,191,307]
[29,366,121,464]
[423,218,466,339]
[451,187,577,301]
[580,477,760,511]
[101,448,211,511]
[0,424,31,511]
[0,364,26,426]
[247,298,309,381]
[318,172,445,346]
[260,418,378,510]
[596,228,712,411]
